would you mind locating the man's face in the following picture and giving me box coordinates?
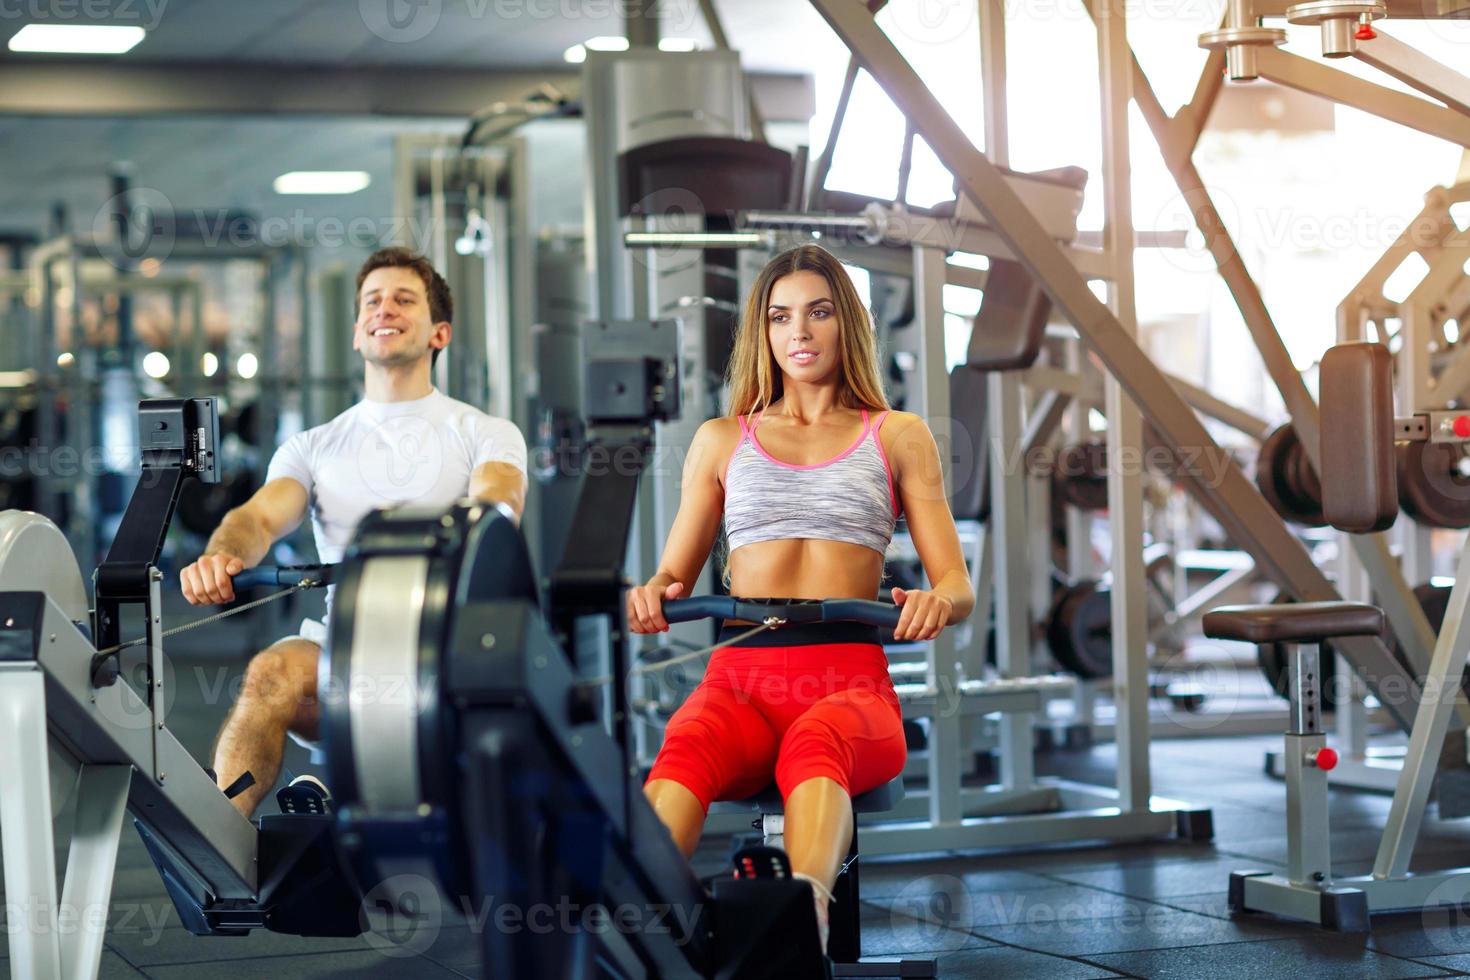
[353,266,448,368]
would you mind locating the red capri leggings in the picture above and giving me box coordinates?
[646,622,908,813]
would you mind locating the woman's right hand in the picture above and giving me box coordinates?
[627,580,686,634]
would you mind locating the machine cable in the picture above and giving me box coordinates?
[580,617,783,688]
[92,579,319,657]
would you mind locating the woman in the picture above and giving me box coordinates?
[627,243,974,952]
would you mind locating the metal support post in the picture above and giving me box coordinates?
[298,251,313,428]
[148,567,166,782]
[507,136,536,435]
[1350,30,1470,117]
[1335,553,1373,761]
[1398,303,1434,584]
[258,256,280,488]
[990,373,1034,790]
[58,765,132,980]
[35,252,60,528]
[978,0,1008,165]
[961,524,994,683]
[1064,339,1097,584]
[976,0,1033,792]
[1374,531,1470,878]
[66,242,95,560]
[806,55,859,209]
[625,0,660,48]
[1097,0,1149,810]
[170,286,186,388]
[914,243,963,825]
[0,667,63,980]
[1284,644,1332,886]
[1256,47,1470,148]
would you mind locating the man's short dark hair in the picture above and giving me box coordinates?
[356,247,453,367]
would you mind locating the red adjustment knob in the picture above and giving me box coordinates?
[1453,415,1470,439]
[1355,21,1377,40]
[1312,747,1339,771]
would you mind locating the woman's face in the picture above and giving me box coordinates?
[767,270,841,386]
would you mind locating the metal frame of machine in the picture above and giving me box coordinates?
[0,399,346,980]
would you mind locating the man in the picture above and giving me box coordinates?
[181,246,528,817]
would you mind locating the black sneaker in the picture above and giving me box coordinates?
[276,774,332,815]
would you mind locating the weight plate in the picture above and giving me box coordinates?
[1256,424,1325,526]
[1056,442,1109,512]
[1397,440,1470,529]
[1047,580,1113,680]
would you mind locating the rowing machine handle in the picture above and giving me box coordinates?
[231,564,338,590]
[661,596,901,628]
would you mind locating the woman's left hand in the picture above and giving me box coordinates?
[890,587,955,642]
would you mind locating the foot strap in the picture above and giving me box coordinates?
[206,768,257,800]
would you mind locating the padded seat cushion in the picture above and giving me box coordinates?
[1202,601,1383,644]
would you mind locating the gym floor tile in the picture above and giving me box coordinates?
[0,950,144,978]
[410,925,484,975]
[1081,935,1462,979]
[102,897,178,934]
[971,906,1314,956]
[1213,828,1394,865]
[864,876,1175,929]
[859,866,1061,905]
[142,949,470,979]
[1367,909,1470,958]
[104,923,375,967]
[95,951,149,978]
[0,890,175,934]
[96,865,175,902]
[934,944,1124,979]
[112,842,168,872]
[934,839,1220,876]
[1164,891,1237,919]
[1046,855,1281,900]
[1182,803,1279,836]
[1404,954,1470,975]
[1151,778,1293,809]
[859,905,996,956]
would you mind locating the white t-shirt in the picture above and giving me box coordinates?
[266,389,527,614]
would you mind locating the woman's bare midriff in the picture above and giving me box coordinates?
[723,538,886,626]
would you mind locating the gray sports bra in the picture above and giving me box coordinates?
[723,408,899,556]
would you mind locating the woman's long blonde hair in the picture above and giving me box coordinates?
[726,244,890,417]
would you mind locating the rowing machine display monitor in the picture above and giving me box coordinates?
[582,318,682,424]
[139,397,220,483]
[1319,342,1396,533]
[552,317,683,872]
